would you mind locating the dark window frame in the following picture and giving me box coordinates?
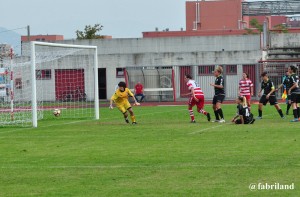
[198,65,215,76]
[36,69,52,80]
[116,68,125,78]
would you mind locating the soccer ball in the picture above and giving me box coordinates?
[53,109,61,117]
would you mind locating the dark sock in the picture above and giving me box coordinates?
[217,108,224,119]
[277,109,284,117]
[258,109,262,117]
[287,104,291,112]
[214,110,220,120]
[297,107,300,118]
[293,109,298,119]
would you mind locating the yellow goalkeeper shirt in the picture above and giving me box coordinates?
[111,88,134,105]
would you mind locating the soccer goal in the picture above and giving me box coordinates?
[0,42,99,127]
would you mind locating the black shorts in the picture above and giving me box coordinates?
[259,95,278,106]
[212,94,225,105]
[235,114,254,124]
[291,92,300,103]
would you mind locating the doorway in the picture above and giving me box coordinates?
[98,68,107,99]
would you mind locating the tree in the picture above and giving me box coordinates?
[244,19,263,35]
[76,24,104,39]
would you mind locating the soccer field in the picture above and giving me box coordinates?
[0,104,299,197]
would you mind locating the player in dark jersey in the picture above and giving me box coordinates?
[276,71,291,115]
[210,66,225,123]
[287,65,300,122]
[257,72,285,119]
[231,96,255,124]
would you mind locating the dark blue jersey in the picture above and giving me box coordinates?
[290,74,300,93]
[261,79,275,95]
[282,75,292,91]
[214,75,225,95]
[236,104,253,123]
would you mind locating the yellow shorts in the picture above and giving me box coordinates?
[115,100,131,113]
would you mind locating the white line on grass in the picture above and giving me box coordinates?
[1,163,297,169]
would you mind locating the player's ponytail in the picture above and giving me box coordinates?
[238,96,248,107]
[290,65,298,73]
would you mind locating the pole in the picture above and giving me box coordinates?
[10,48,14,121]
[27,25,30,42]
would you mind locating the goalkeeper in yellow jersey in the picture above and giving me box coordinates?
[110,81,140,124]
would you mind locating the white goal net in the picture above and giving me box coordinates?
[0,42,99,127]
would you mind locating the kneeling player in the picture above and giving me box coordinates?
[231,96,255,124]
[110,81,140,124]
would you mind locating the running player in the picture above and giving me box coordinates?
[184,74,211,123]
[239,73,254,111]
[257,72,285,119]
[109,81,140,124]
[288,65,300,122]
[231,96,255,124]
[210,66,225,123]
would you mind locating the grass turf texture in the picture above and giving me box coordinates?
[0,104,299,197]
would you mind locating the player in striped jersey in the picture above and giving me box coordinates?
[184,74,211,123]
[239,73,253,111]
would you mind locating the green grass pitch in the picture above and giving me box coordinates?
[0,104,299,197]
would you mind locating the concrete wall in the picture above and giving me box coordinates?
[59,35,261,99]
[270,33,300,48]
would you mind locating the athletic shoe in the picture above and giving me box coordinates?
[191,120,196,123]
[281,116,286,119]
[256,116,262,119]
[290,119,299,122]
[250,119,256,124]
[219,119,226,123]
[132,122,137,124]
[211,120,220,123]
[206,113,211,122]
[125,119,129,123]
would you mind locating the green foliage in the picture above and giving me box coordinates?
[273,24,289,33]
[249,18,263,32]
[0,105,299,196]
[76,24,104,40]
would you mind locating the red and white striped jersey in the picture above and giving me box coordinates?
[239,78,253,96]
[187,79,204,96]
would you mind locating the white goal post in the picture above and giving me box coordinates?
[30,41,99,127]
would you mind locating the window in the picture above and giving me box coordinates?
[226,65,237,75]
[198,65,215,75]
[36,69,51,80]
[15,78,22,89]
[116,68,125,77]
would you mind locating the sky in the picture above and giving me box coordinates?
[0,0,265,40]
[0,0,188,39]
